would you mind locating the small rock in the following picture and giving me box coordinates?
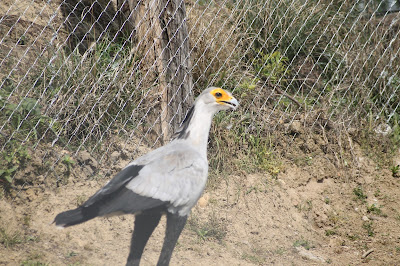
[110,151,121,161]
[82,165,94,176]
[121,149,130,160]
[295,246,326,263]
[277,179,286,186]
[374,123,392,136]
[361,249,374,259]
[61,149,70,155]
[77,150,92,163]
[369,215,384,221]
[197,194,209,208]
[90,158,99,168]
[77,150,98,169]
[362,215,369,221]
[289,120,302,135]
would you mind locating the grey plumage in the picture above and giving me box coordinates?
[54,87,238,266]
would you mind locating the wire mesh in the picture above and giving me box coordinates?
[1,0,400,193]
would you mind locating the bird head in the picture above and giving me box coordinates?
[173,87,238,140]
[198,87,239,112]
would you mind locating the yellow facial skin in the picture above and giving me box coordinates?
[210,88,233,105]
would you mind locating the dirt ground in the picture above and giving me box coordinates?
[1,133,400,265]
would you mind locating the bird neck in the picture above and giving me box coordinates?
[174,101,216,159]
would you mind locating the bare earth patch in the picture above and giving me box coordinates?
[1,140,400,265]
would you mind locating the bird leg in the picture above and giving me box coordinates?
[156,212,188,266]
[126,212,162,266]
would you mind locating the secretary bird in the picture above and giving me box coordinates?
[54,87,239,265]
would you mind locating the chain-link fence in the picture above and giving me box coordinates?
[1,0,400,193]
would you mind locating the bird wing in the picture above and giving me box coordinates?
[126,142,208,212]
[79,141,207,217]
[83,164,144,206]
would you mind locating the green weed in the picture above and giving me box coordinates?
[325,229,337,236]
[347,234,360,241]
[0,228,23,248]
[293,238,313,250]
[295,200,313,213]
[353,186,367,202]
[373,189,381,198]
[324,197,331,204]
[0,141,30,186]
[0,90,53,141]
[362,221,375,237]
[254,51,290,83]
[391,165,399,178]
[62,155,75,175]
[366,204,382,216]
[66,251,78,258]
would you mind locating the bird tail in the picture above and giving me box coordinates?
[54,207,96,228]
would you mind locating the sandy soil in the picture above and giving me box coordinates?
[1,138,400,265]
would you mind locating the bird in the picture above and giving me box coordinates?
[54,87,239,266]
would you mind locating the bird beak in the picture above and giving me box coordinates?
[220,97,239,110]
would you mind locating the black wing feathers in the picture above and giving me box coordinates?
[173,105,195,140]
[54,164,168,227]
[84,164,143,206]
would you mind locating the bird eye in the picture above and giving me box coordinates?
[215,92,223,98]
